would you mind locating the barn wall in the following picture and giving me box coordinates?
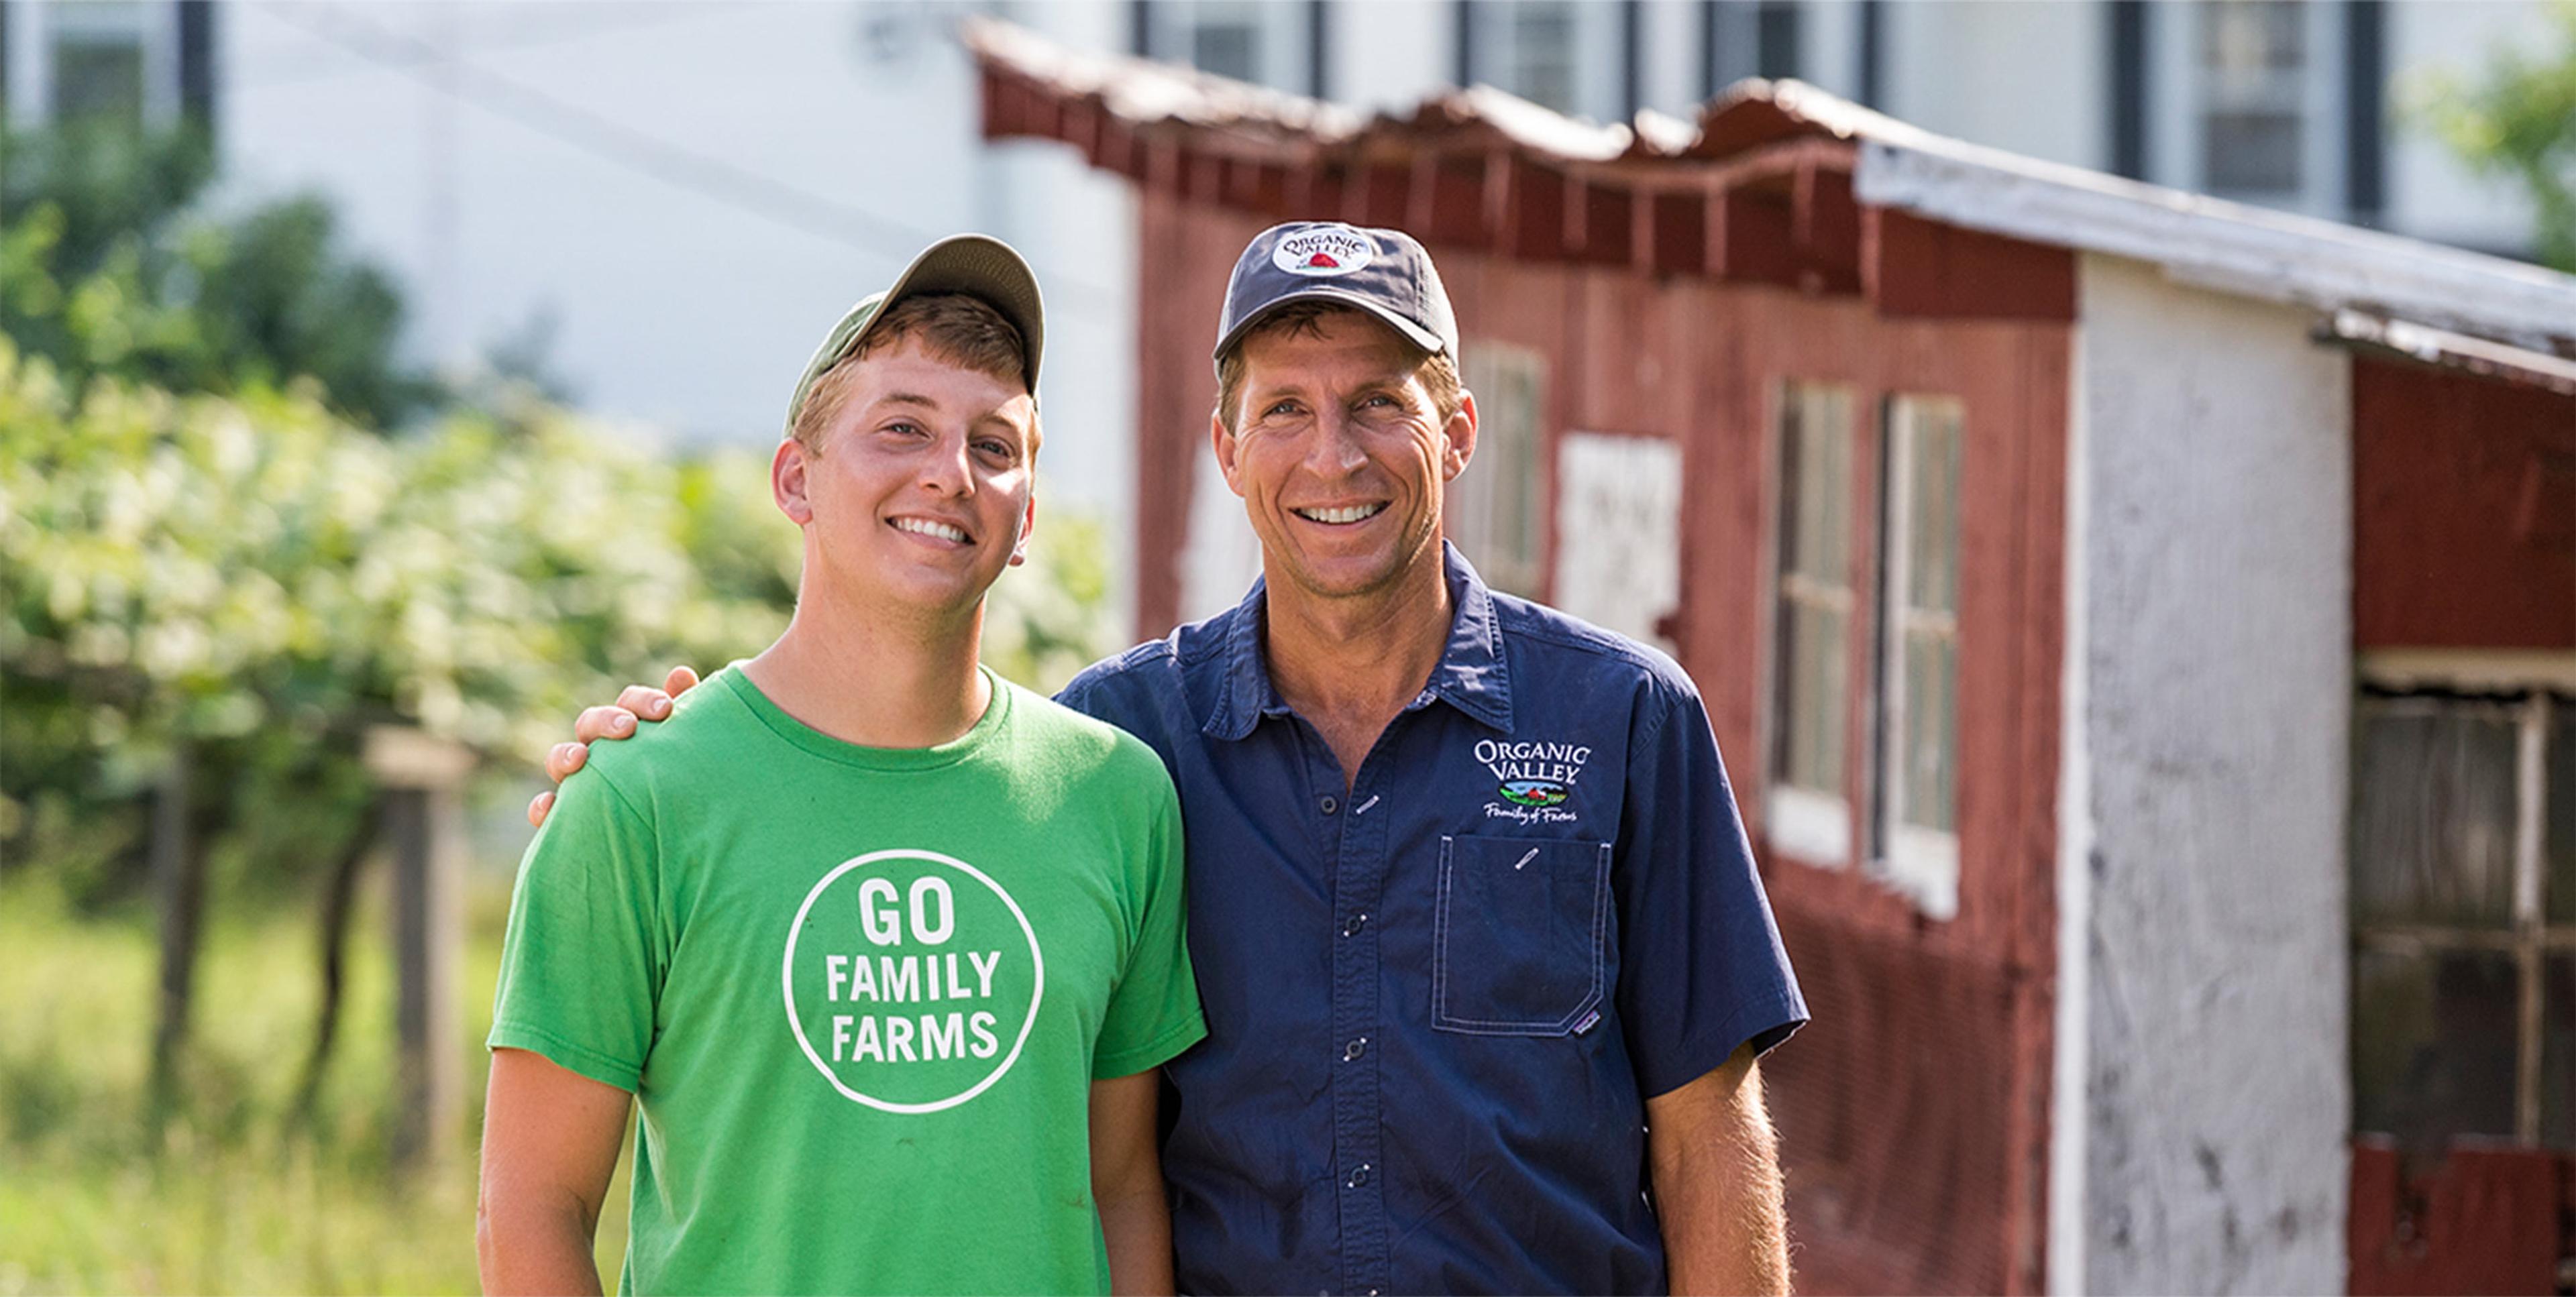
[1130,222,2072,1294]
[2057,253,2353,1296]
[2351,355,2576,652]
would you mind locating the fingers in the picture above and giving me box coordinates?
[547,740,590,783]
[527,790,556,828]
[574,705,637,744]
[616,684,674,721]
[665,665,701,698]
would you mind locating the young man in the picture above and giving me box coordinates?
[540,223,1805,1295]
[478,235,1205,1297]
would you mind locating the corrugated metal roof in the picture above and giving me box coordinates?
[965,16,2576,355]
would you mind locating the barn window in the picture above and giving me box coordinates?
[1462,0,1626,123]
[1454,342,1549,598]
[1870,396,1962,918]
[2351,690,2576,1151]
[1768,382,1858,864]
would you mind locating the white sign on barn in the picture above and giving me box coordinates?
[1552,431,1684,656]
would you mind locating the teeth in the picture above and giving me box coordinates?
[1295,503,1386,524]
[892,517,969,543]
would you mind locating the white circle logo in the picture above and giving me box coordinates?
[780,848,1044,1114]
[1273,226,1375,278]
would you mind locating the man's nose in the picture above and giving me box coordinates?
[1304,406,1370,477]
[918,432,975,496]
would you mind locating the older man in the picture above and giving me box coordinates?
[539,222,1806,1295]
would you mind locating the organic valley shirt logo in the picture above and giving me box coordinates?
[1476,738,1591,824]
[781,849,1044,1115]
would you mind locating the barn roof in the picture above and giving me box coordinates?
[967,17,2576,361]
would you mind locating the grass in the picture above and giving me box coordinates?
[0,870,633,1294]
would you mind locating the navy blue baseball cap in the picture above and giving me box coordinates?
[1212,221,1460,373]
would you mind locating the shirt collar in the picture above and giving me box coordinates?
[1201,541,1516,741]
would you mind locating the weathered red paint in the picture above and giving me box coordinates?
[2347,1140,2573,1296]
[2353,355,2576,650]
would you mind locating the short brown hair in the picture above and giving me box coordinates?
[790,292,1034,451]
[1213,301,1462,433]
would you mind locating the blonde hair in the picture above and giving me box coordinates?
[1213,300,1462,433]
[790,292,1033,451]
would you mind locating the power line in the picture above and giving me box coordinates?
[262,3,1119,314]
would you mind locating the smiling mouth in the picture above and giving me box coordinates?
[889,516,973,545]
[1292,503,1387,525]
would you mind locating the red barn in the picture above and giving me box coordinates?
[971,21,2576,1296]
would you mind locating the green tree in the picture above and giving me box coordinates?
[2413,0,2576,270]
[0,123,435,427]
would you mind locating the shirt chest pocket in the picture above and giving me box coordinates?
[1431,834,1611,1036]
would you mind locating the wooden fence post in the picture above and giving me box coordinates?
[364,726,475,1172]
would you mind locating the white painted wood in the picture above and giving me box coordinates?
[2061,253,2353,1296]
[1550,431,1684,655]
[1766,784,1851,866]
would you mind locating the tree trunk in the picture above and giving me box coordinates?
[293,797,381,1128]
[148,743,206,1120]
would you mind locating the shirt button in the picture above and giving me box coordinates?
[1342,1036,1368,1061]
[1319,795,1338,815]
[1345,1163,1373,1188]
[1342,911,1369,937]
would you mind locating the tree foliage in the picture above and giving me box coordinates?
[2413,0,2576,270]
[1,124,437,428]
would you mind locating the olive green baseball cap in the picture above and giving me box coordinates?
[782,233,1046,437]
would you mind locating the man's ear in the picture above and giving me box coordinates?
[1008,492,1036,567]
[773,438,814,525]
[1442,390,1479,482]
[1211,412,1247,498]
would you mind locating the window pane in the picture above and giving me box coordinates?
[1789,390,1850,581]
[2351,707,2520,929]
[52,39,145,126]
[1902,631,1956,834]
[2204,113,2303,192]
[1457,344,1548,596]
[2351,947,2520,1141]
[1192,23,1259,82]
[1788,604,1847,795]
[1904,402,1962,616]
[2550,703,2574,925]
[2546,954,2575,1151]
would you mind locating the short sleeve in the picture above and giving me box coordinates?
[487,769,665,1092]
[1091,773,1208,1079]
[1613,675,1808,1097]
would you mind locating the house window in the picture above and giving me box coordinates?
[1453,342,1548,598]
[1768,382,1857,864]
[1872,396,1962,917]
[2199,0,2307,194]
[1465,0,1623,122]
[1138,1,1309,92]
[2351,691,2576,1151]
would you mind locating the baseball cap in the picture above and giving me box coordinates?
[1212,222,1459,372]
[783,233,1046,437]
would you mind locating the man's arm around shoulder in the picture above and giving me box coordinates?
[478,1047,632,1296]
[1647,1043,1790,1296]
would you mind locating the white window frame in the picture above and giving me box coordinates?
[1142,1,1311,93]
[6,1,183,128]
[1871,395,1962,919]
[1454,341,1549,598]
[2351,671,2575,1149]
[1468,0,1626,123]
[1766,381,1857,867]
[2147,0,2348,217]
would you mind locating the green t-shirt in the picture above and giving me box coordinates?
[488,665,1205,1296]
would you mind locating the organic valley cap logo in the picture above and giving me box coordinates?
[1273,225,1375,278]
[781,849,1044,1114]
[1476,738,1592,809]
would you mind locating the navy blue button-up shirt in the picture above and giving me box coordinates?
[1058,544,1807,1296]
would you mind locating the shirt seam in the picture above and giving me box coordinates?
[489,1019,644,1093]
[1640,989,1809,1098]
[1093,1011,1208,1079]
